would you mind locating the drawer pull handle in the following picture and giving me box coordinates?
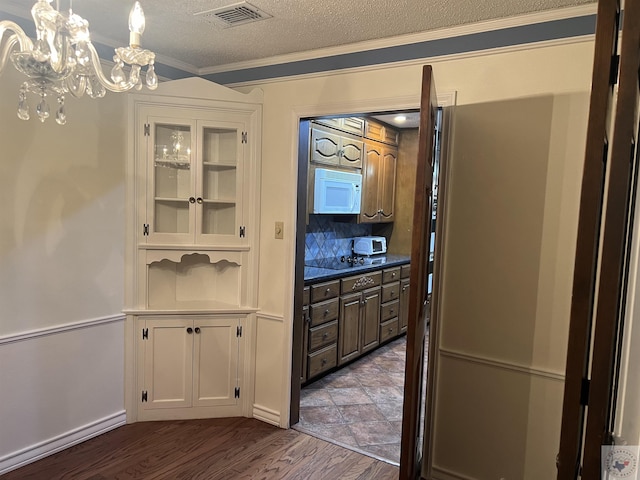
[321,358,327,366]
[325,288,331,294]
[390,309,394,314]
[389,327,394,333]
[324,309,329,316]
[392,272,396,277]
[322,333,328,339]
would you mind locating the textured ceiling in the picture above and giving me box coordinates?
[1,0,596,71]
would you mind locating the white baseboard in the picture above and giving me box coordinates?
[252,404,281,427]
[0,410,126,476]
[431,465,478,480]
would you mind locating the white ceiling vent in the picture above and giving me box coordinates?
[194,2,272,28]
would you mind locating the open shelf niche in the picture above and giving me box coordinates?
[145,251,243,310]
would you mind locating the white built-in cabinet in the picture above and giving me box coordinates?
[125,79,262,422]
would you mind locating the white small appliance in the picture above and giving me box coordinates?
[313,168,362,214]
[353,236,387,256]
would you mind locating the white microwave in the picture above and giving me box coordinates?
[353,236,387,256]
[313,168,362,214]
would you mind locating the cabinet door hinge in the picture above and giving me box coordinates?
[580,378,590,406]
[239,226,246,238]
[242,132,248,143]
[143,223,149,236]
[142,328,148,340]
[144,123,150,136]
[234,387,240,398]
[141,390,148,402]
[610,54,620,86]
[237,325,243,337]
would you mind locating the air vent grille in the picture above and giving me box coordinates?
[194,2,271,28]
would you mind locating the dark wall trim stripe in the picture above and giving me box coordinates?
[202,14,596,85]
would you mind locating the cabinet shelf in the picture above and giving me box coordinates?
[203,162,237,169]
[155,196,188,203]
[203,198,236,205]
[154,159,191,170]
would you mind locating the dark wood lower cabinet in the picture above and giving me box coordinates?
[339,291,362,364]
[339,286,381,365]
[361,287,381,354]
[303,263,408,383]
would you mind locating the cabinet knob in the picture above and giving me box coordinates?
[392,272,396,277]
[324,309,329,316]
[389,327,394,333]
[186,327,193,334]
[304,314,311,323]
[197,197,203,204]
[322,333,328,339]
[390,309,394,314]
[194,327,201,334]
[325,288,331,295]
[402,285,408,292]
[189,197,196,204]
[321,358,327,366]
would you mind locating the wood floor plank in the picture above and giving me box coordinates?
[3,418,398,480]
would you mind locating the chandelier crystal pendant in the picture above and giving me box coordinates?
[0,0,158,125]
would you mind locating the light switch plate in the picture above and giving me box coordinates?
[275,221,284,239]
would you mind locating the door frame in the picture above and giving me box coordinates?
[287,90,457,432]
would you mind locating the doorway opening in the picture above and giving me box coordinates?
[290,108,444,465]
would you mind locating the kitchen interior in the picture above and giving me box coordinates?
[293,110,442,465]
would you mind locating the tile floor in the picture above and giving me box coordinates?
[294,336,409,465]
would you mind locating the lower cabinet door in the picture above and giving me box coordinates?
[193,317,240,408]
[361,287,381,353]
[339,292,362,364]
[141,318,194,410]
[139,316,241,415]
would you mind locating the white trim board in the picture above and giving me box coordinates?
[0,314,125,345]
[0,411,126,476]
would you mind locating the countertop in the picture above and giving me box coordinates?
[304,254,410,283]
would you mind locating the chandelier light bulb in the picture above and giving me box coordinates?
[129,1,146,47]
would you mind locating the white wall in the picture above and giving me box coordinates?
[0,66,127,474]
[238,39,594,479]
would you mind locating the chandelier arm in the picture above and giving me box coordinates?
[0,23,35,75]
[85,42,140,93]
[0,21,34,52]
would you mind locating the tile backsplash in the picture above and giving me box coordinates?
[305,215,372,261]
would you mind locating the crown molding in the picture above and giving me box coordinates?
[198,3,597,76]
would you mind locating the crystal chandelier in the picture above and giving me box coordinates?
[0,0,158,125]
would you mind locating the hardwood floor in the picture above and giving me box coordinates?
[3,417,399,479]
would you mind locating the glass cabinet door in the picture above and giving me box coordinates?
[197,121,244,243]
[149,119,196,241]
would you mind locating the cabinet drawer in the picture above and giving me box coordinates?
[381,281,400,303]
[303,286,310,306]
[381,299,399,322]
[401,264,411,279]
[380,318,399,343]
[382,267,401,283]
[309,320,338,352]
[311,280,340,303]
[342,271,382,293]
[309,298,339,326]
[308,344,337,379]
